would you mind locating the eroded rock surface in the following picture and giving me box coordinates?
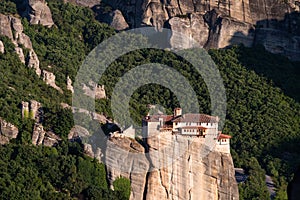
[82,81,106,99]
[32,123,61,146]
[106,137,149,200]
[97,0,300,60]
[20,0,54,27]
[144,133,239,200]
[0,14,42,74]
[103,132,238,200]
[42,70,63,93]
[103,9,129,31]
[0,118,18,145]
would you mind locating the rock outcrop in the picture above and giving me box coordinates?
[20,0,54,27]
[28,50,41,76]
[42,70,63,93]
[0,118,19,145]
[97,9,129,31]
[32,123,61,146]
[22,100,42,122]
[66,76,74,93]
[0,40,4,53]
[0,14,42,74]
[102,132,238,200]
[105,136,149,200]
[32,123,45,145]
[82,81,106,99]
[98,0,300,60]
[144,132,238,200]
[64,0,100,8]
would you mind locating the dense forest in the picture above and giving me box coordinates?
[0,0,299,199]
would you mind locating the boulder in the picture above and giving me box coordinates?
[43,131,61,147]
[21,0,54,27]
[42,70,63,93]
[0,118,18,139]
[105,10,129,31]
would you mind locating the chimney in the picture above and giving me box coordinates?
[174,108,182,117]
[159,117,163,126]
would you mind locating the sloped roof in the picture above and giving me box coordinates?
[172,114,218,123]
[144,115,173,122]
[217,133,232,139]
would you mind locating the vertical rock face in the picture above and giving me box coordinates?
[32,123,61,146]
[98,9,129,31]
[42,70,63,93]
[0,14,13,39]
[103,133,238,200]
[30,100,42,121]
[0,14,42,74]
[32,123,45,145]
[105,137,149,200]
[144,133,239,200]
[0,118,18,145]
[20,0,54,27]
[98,0,300,60]
[28,50,41,76]
[168,14,209,48]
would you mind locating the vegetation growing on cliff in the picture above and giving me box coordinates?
[0,0,299,199]
[0,142,132,199]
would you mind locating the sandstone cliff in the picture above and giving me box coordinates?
[0,14,42,76]
[19,0,54,27]
[101,133,239,200]
[89,0,300,60]
[0,118,18,145]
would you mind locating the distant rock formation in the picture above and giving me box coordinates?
[28,50,41,76]
[94,0,300,60]
[64,0,100,8]
[20,0,54,27]
[82,81,106,99]
[42,70,63,93]
[0,14,42,75]
[106,136,149,200]
[0,118,18,145]
[32,123,61,146]
[21,100,42,122]
[104,9,129,31]
[100,132,238,200]
[144,133,238,200]
[66,76,74,93]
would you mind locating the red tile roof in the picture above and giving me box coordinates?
[144,115,173,122]
[172,114,218,123]
[217,133,232,139]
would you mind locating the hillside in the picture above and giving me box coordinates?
[0,0,299,199]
